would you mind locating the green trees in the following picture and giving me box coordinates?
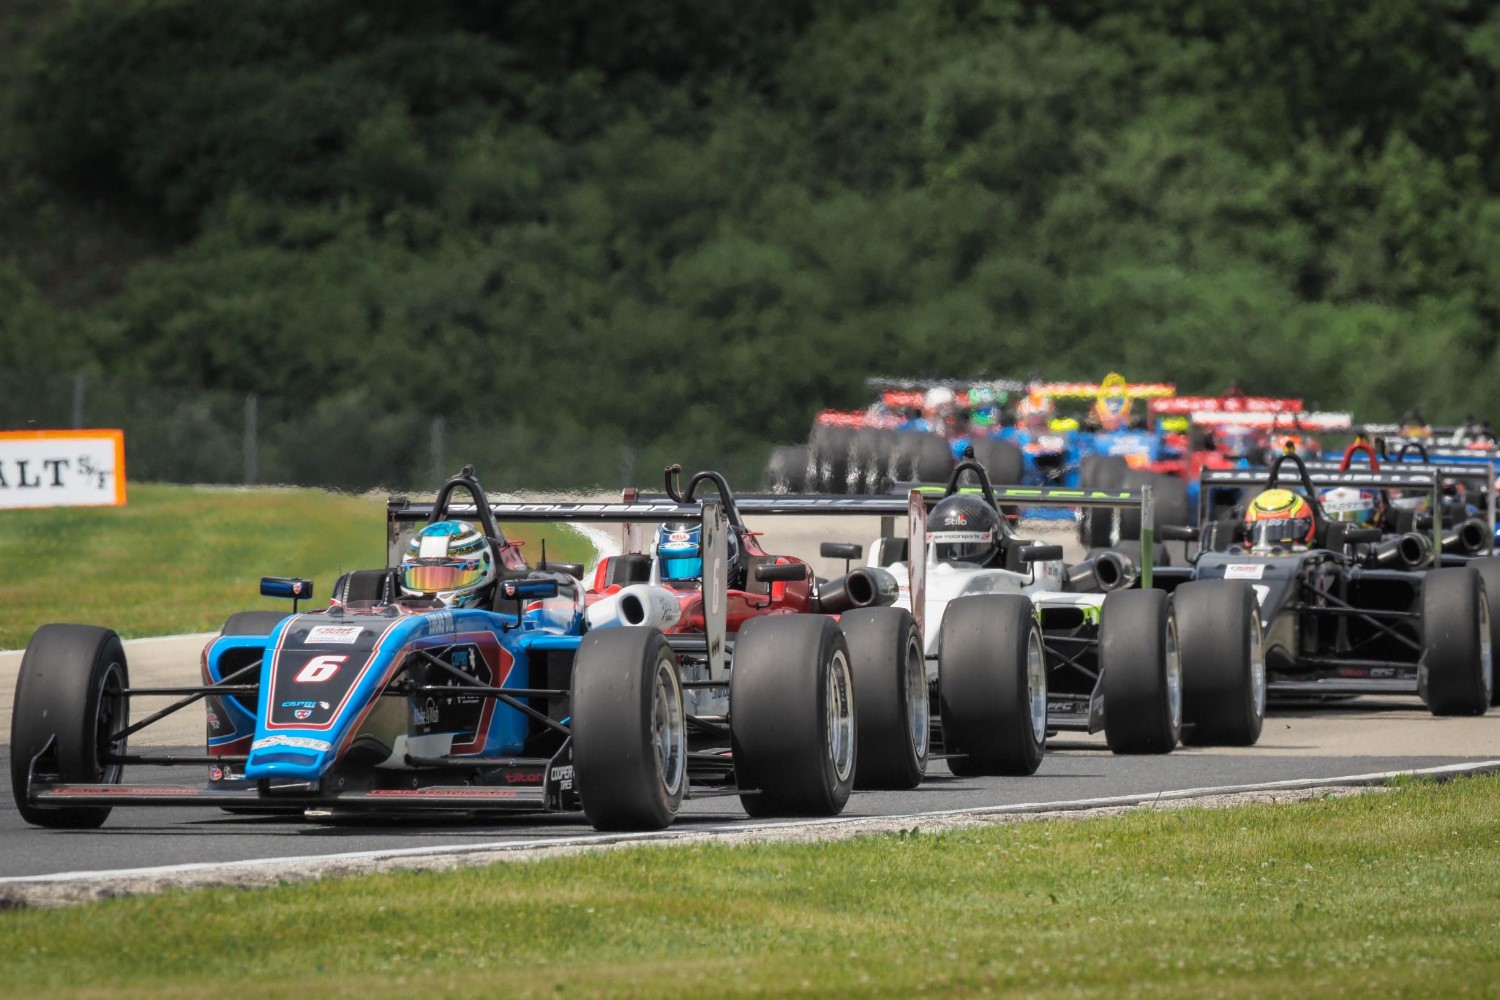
[3,0,1500,489]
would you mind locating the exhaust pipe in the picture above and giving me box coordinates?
[585,584,684,630]
[815,567,900,614]
[1441,518,1490,556]
[1065,551,1139,593]
[1372,532,1434,570]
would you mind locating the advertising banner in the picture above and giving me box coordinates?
[0,430,126,509]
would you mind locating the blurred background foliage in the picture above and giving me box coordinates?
[4,0,1500,490]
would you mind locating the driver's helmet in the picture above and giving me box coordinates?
[656,521,744,587]
[656,522,702,581]
[400,520,496,606]
[1318,486,1378,524]
[1016,391,1054,433]
[928,494,1001,566]
[1092,373,1132,431]
[1390,490,1431,514]
[1244,489,1316,552]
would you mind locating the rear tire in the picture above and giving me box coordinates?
[842,608,928,790]
[1466,556,1500,707]
[1421,568,1492,716]
[1080,455,1127,547]
[971,437,1024,485]
[10,624,130,829]
[765,445,810,493]
[937,595,1046,776]
[1177,581,1265,746]
[1100,590,1181,753]
[732,615,856,816]
[572,628,687,830]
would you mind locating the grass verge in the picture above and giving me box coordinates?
[3,775,1500,997]
[0,483,597,648]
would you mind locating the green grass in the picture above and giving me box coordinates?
[3,775,1500,998]
[0,483,597,648]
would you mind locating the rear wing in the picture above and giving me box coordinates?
[388,496,731,681]
[1150,396,1302,416]
[1197,466,1451,555]
[901,483,1159,586]
[1028,381,1175,400]
[1190,411,1352,430]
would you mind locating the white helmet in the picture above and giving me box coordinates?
[400,520,496,607]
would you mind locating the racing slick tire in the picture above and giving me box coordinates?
[842,608,928,790]
[571,627,687,831]
[1466,557,1500,707]
[851,430,891,493]
[765,445,810,494]
[221,611,294,636]
[1421,568,1493,716]
[970,437,1024,486]
[1079,455,1128,548]
[810,425,856,493]
[1176,581,1265,746]
[10,624,129,829]
[937,595,1046,777]
[914,433,954,484]
[1100,589,1182,753]
[731,615,856,816]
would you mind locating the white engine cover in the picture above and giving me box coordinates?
[585,583,684,631]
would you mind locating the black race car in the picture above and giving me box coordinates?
[1155,454,1498,713]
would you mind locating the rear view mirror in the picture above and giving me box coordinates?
[539,561,585,578]
[1019,544,1064,563]
[1159,525,1199,542]
[261,576,313,612]
[756,562,811,583]
[1344,528,1382,545]
[820,542,863,560]
[502,579,560,601]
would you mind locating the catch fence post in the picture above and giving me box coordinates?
[244,393,258,485]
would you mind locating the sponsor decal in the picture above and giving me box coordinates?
[669,531,690,542]
[412,698,439,726]
[305,625,362,645]
[927,530,992,543]
[367,788,519,798]
[504,771,545,785]
[252,735,332,752]
[294,654,347,683]
[551,764,575,792]
[1224,564,1267,580]
[294,709,313,720]
[209,766,224,781]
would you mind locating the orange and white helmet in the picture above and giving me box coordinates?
[1243,489,1316,552]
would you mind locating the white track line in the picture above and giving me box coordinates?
[6,758,1497,886]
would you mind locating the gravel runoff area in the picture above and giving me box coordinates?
[14,765,1494,910]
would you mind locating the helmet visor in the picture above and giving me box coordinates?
[931,529,995,564]
[1248,518,1313,551]
[661,555,702,581]
[403,559,486,594]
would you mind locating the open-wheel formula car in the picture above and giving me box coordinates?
[871,458,1266,763]
[1161,453,1499,712]
[9,467,907,831]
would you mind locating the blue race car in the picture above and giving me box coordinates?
[10,467,871,832]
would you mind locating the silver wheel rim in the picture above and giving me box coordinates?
[827,649,856,782]
[651,655,686,797]
[1027,626,1047,742]
[1250,612,1267,721]
[98,661,128,784]
[1165,617,1182,736]
[904,633,929,760]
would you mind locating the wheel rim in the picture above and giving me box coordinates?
[1480,598,1493,706]
[1027,626,1047,742]
[904,632,929,759]
[1165,617,1182,735]
[826,649,856,783]
[651,655,686,797]
[1250,612,1267,721]
[97,660,128,784]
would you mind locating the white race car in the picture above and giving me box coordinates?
[871,459,1264,774]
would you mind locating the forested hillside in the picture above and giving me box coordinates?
[4,0,1500,489]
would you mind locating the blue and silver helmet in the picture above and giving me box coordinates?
[400,520,495,607]
[656,522,702,582]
